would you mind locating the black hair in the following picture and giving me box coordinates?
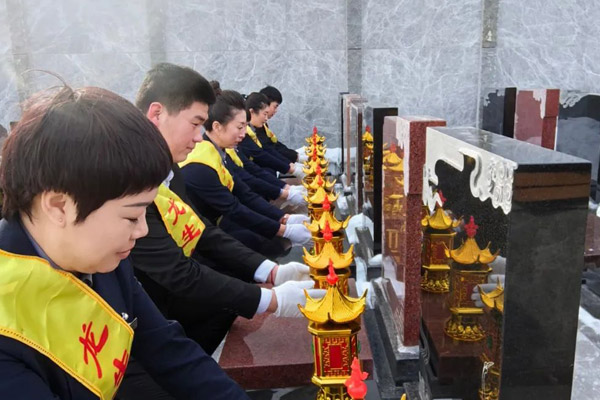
[259,85,282,104]
[1,86,173,222]
[210,80,222,97]
[245,92,270,122]
[135,63,216,114]
[204,90,246,131]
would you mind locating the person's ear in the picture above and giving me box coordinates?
[39,191,73,227]
[146,102,164,128]
[212,120,222,133]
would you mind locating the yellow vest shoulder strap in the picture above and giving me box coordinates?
[0,250,134,400]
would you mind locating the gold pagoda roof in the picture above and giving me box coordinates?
[302,242,354,269]
[362,127,373,142]
[421,207,460,230]
[305,145,326,157]
[306,134,325,144]
[383,151,403,167]
[305,186,338,204]
[394,176,405,186]
[305,210,349,233]
[304,157,329,170]
[303,162,328,176]
[303,174,336,191]
[478,282,504,313]
[299,281,366,324]
[447,238,499,265]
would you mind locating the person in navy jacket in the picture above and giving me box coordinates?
[258,85,306,163]
[239,93,304,179]
[0,86,249,400]
[180,90,311,254]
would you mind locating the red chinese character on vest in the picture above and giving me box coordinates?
[113,349,130,387]
[167,198,187,225]
[79,321,109,379]
[181,223,201,248]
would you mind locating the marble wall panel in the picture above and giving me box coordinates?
[362,0,482,50]
[362,46,480,126]
[484,0,600,93]
[0,59,20,130]
[286,0,346,50]
[22,53,152,103]
[167,50,346,149]
[20,0,149,54]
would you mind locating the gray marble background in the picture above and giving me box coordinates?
[1,0,600,148]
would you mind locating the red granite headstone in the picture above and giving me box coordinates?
[381,116,446,346]
[514,89,560,149]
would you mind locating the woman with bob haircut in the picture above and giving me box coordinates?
[0,85,249,400]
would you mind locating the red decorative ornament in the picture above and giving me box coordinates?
[389,143,397,153]
[326,259,338,286]
[464,216,478,238]
[365,125,371,133]
[437,190,446,206]
[345,357,368,399]
[313,126,318,135]
[316,164,322,175]
[322,195,331,211]
[322,220,333,242]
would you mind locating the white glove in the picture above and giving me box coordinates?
[287,214,310,224]
[272,280,326,317]
[287,189,307,206]
[289,185,308,195]
[292,162,306,179]
[298,153,309,162]
[274,262,311,286]
[282,223,312,246]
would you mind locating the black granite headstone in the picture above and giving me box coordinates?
[481,88,517,138]
[422,127,590,400]
[556,92,600,200]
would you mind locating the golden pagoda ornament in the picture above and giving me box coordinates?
[478,281,504,400]
[300,264,367,400]
[306,126,326,145]
[362,125,374,177]
[303,172,336,197]
[304,152,330,172]
[421,191,460,293]
[305,196,348,253]
[382,143,403,173]
[303,230,353,293]
[306,185,339,221]
[444,216,496,342]
[303,162,327,186]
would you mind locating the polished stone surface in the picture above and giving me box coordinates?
[424,126,591,400]
[481,87,517,138]
[514,89,560,149]
[218,281,373,390]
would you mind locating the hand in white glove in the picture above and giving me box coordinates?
[298,153,309,162]
[287,189,307,206]
[272,280,326,318]
[292,162,306,179]
[289,185,308,195]
[282,223,312,246]
[274,262,311,286]
[287,214,310,224]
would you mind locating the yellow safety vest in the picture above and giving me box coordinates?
[225,148,244,168]
[246,126,263,148]
[264,124,278,144]
[0,250,134,400]
[153,184,206,257]
[179,141,235,192]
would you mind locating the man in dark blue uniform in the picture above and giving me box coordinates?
[0,86,249,399]
[259,85,307,163]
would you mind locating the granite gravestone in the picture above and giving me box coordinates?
[556,92,600,200]
[514,89,560,149]
[481,88,517,138]
[420,127,589,400]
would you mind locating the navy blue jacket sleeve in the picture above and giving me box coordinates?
[237,150,286,189]
[256,128,299,164]
[274,141,299,163]
[0,346,61,399]
[125,263,250,400]
[182,163,282,238]
[230,161,282,200]
[238,136,291,174]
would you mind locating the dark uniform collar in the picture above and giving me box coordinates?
[203,133,227,163]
